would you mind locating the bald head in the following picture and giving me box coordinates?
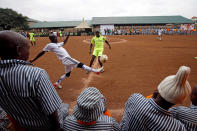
[191,86,197,106]
[0,30,30,60]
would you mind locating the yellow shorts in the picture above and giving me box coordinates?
[93,49,103,57]
[30,38,35,42]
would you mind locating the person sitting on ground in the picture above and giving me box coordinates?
[120,66,191,131]
[30,34,103,89]
[169,85,197,131]
[63,87,120,131]
[0,30,69,130]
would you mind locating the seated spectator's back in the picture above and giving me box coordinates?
[169,85,197,131]
[0,31,69,130]
[121,66,191,131]
[63,87,120,131]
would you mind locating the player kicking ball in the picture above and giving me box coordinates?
[88,31,111,74]
[30,34,103,89]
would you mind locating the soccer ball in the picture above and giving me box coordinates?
[100,54,108,63]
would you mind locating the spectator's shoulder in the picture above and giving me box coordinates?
[130,93,145,100]
[126,93,146,105]
[26,66,48,78]
[169,106,190,114]
[31,66,46,72]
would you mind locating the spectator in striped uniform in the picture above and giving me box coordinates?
[30,34,103,89]
[121,66,191,131]
[63,87,120,131]
[169,85,197,131]
[0,31,69,130]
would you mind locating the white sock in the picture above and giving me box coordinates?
[82,65,98,73]
[57,74,67,84]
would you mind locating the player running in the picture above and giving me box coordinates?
[29,32,36,46]
[30,34,103,89]
[88,31,111,73]
[158,28,163,40]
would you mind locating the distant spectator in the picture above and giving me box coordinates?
[0,30,69,130]
[121,66,191,131]
[20,31,27,37]
[169,85,197,131]
[104,29,107,35]
[63,87,120,130]
[26,32,30,38]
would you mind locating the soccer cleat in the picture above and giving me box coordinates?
[100,67,104,73]
[53,83,62,89]
[97,67,104,74]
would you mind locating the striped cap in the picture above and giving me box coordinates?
[72,87,105,122]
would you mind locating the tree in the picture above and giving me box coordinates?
[0,8,29,30]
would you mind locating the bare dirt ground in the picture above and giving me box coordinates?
[29,35,197,122]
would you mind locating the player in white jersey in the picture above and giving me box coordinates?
[158,28,163,40]
[30,34,103,89]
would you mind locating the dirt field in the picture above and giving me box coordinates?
[29,35,197,122]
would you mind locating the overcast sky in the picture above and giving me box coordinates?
[0,0,196,21]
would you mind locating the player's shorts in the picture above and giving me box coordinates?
[30,38,35,42]
[158,33,162,36]
[93,49,103,57]
[62,57,80,73]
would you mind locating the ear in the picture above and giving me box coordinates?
[152,89,159,99]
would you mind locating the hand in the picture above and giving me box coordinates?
[29,60,33,63]
[89,51,91,55]
[109,46,111,49]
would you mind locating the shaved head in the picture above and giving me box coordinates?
[49,34,58,43]
[0,30,30,60]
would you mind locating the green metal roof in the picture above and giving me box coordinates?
[30,16,194,29]
[30,20,92,29]
[92,16,194,25]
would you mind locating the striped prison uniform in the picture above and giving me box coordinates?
[120,93,186,131]
[63,115,120,131]
[169,104,197,131]
[0,59,68,130]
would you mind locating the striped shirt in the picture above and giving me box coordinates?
[0,59,62,129]
[63,115,120,131]
[169,104,197,131]
[120,93,186,131]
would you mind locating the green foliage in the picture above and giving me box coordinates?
[0,8,29,30]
